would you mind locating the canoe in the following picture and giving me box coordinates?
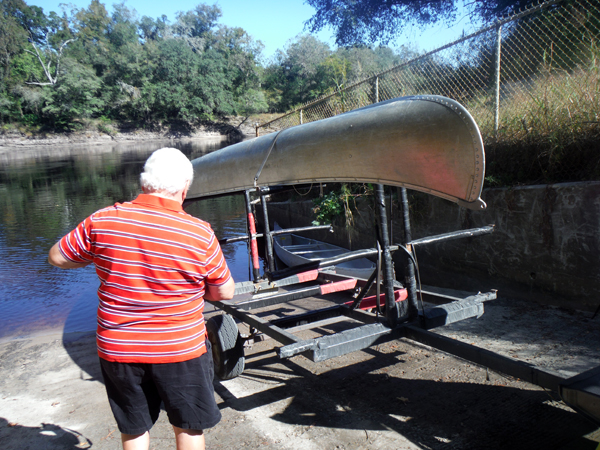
[188,95,486,210]
[273,224,377,279]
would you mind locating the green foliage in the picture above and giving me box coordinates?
[0,0,267,126]
[42,57,104,128]
[97,123,113,135]
[304,0,535,47]
[312,190,344,226]
[262,34,410,112]
[20,113,40,126]
[174,3,222,40]
[0,0,30,82]
[304,0,457,47]
[0,0,419,128]
[235,89,268,118]
[263,34,333,111]
[138,15,168,41]
[97,115,114,134]
[10,51,43,83]
[0,95,14,122]
[311,184,369,227]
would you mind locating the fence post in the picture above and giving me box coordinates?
[255,123,259,137]
[494,23,502,141]
[299,109,303,125]
[372,76,379,104]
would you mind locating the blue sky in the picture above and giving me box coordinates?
[29,0,480,61]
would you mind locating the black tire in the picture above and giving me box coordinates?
[206,314,245,380]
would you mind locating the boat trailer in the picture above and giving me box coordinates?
[208,183,496,366]
[205,186,600,427]
[185,95,600,426]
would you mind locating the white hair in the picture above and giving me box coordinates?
[140,148,194,195]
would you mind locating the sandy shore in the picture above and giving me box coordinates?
[1,294,599,450]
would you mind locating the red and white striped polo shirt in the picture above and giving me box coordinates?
[58,194,232,363]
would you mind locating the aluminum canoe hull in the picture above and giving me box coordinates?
[188,95,486,210]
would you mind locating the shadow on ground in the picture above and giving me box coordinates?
[0,418,91,449]
[215,343,599,450]
[62,332,103,383]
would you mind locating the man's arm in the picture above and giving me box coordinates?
[204,277,235,301]
[48,242,92,269]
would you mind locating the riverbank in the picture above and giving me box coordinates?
[0,116,259,151]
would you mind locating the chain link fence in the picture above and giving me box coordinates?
[257,0,600,186]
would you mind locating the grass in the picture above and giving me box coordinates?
[473,66,600,185]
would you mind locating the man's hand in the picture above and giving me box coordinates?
[48,242,92,269]
[205,277,235,301]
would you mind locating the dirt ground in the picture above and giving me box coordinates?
[1,293,600,450]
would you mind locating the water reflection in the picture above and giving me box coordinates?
[0,138,254,340]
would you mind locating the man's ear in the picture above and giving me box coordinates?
[181,180,190,202]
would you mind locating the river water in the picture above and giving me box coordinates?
[0,138,256,341]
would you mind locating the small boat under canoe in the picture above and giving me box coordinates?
[272,224,376,279]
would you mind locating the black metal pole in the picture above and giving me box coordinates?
[351,267,378,310]
[260,192,276,273]
[375,184,400,327]
[401,188,419,319]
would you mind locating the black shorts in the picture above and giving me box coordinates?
[99,341,222,435]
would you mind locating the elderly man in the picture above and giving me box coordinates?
[48,148,234,450]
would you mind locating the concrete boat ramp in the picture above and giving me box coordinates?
[1,293,599,450]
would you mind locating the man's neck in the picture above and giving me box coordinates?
[144,190,185,205]
[142,180,189,205]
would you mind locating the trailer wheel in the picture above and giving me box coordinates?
[206,314,245,380]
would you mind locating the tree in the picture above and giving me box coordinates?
[316,53,349,91]
[170,3,222,52]
[106,2,138,49]
[175,3,221,38]
[69,0,111,75]
[213,25,265,117]
[138,37,236,121]
[42,57,105,127]
[0,0,52,119]
[305,0,535,47]
[263,34,333,111]
[0,0,29,82]
[100,3,147,118]
[138,15,168,41]
[336,45,404,80]
[6,3,76,87]
[234,89,268,126]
